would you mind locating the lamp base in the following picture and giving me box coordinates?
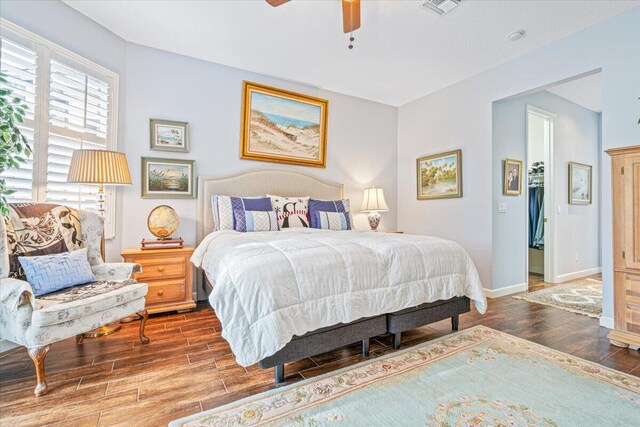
[83,321,121,338]
[367,211,381,231]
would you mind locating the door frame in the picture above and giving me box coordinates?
[526,105,557,284]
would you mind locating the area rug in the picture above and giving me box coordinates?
[170,326,639,427]
[513,278,602,317]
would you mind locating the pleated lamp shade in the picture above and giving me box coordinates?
[361,187,389,212]
[67,149,132,185]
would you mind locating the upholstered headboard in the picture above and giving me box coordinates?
[196,167,344,245]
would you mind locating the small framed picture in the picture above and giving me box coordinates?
[150,119,189,152]
[141,157,196,199]
[416,149,462,200]
[569,162,592,205]
[503,158,523,196]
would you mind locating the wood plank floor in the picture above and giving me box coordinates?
[1,286,638,426]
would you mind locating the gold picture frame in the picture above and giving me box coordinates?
[240,81,328,168]
[503,158,523,196]
[416,149,462,200]
[568,161,592,204]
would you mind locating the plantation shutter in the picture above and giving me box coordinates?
[0,36,38,203]
[46,58,110,210]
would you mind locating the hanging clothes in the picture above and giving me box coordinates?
[528,186,544,249]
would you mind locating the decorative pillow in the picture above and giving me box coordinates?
[234,210,279,232]
[315,211,350,231]
[4,203,84,279]
[308,199,352,229]
[212,195,271,230]
[267,195,309,228]
[18,248,96,296]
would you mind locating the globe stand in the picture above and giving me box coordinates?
[140,237,184,250]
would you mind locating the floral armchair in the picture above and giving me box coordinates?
[0,207,149,396]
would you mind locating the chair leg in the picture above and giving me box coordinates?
[27,345,51,397]
[137,309,150,344]
[452,315,459,331]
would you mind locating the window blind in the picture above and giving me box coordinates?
[0,37,37,203]
[46,59,110,210]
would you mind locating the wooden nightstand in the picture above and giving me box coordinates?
[121,246,196,314]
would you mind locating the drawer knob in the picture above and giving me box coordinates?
[157,289,164,296]
[157,266,166,272]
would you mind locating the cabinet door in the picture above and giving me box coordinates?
[623,154,640,270]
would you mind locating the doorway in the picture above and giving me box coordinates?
[526,106,555,290]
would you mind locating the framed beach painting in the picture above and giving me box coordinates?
[150,119,189,153]
[569,162,592,205]
[416,149,462,200]
[141,157,195,199]
[240,81,328,168]
[503,158,523,196]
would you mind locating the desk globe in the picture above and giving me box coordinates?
[147,205,179,239]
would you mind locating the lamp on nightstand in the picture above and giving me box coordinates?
[361,186,389,231]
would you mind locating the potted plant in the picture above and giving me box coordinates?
[0,72,31,215]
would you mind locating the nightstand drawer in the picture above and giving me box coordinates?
[145,279,186,304]
[134,257,185,281]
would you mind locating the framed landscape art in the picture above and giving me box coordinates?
[568,161,592,204]
[240,81,328,168]
[416,149,462,200]
[503,158,523,196]
[150,119,189,153]
[141,157,195,199]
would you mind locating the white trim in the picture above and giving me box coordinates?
[484,282,528,299]
[599,316,614,329]
[0,339,19,354]
[1,18,119,239]
[556,267,602,283]
[525,105,557,283]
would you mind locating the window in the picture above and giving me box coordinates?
[0,21,119,237]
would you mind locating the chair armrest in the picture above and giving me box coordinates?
[92,262,142,281]
[0,277,35,312]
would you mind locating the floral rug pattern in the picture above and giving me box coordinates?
[513,278,602,317]
[170,326,639,427]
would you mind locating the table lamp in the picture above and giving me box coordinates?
[361,186,389,231]
[67,149,132,215]
[67,149,132,337]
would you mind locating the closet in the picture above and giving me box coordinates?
[607,145,640,350]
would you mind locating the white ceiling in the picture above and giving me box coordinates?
[63,0,639,106]
[547,72,602,112]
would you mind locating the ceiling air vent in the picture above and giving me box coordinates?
[418,0,461,16]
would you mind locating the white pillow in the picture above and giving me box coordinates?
[267,195,310,228]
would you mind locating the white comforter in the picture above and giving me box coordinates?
[192,229,486,366]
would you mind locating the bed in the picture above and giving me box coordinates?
[194,168,486,383]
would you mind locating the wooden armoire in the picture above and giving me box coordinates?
[607,145,640,350]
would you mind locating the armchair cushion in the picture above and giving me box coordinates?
[4,203,84,278]
[32,279,147,327]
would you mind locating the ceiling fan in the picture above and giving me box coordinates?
[266,0,361,48]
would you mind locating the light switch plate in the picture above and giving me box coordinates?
[498,202,507,213]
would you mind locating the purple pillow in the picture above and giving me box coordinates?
[308,199,352,229]
[230,197,273,232]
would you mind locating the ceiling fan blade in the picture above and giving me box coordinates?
[266,0,291,6]
[342,0,361,33]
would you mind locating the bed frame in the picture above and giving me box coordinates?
[196,168,471,383]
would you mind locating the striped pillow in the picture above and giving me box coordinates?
[315,211,350,231]
[235,210,279,232]
[212,195,271,230]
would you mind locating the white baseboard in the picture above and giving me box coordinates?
[556,267,602,283]
[484,282,528,299]
[0,339,19,354]
[528,266,544,275]
[599,316,614,329]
